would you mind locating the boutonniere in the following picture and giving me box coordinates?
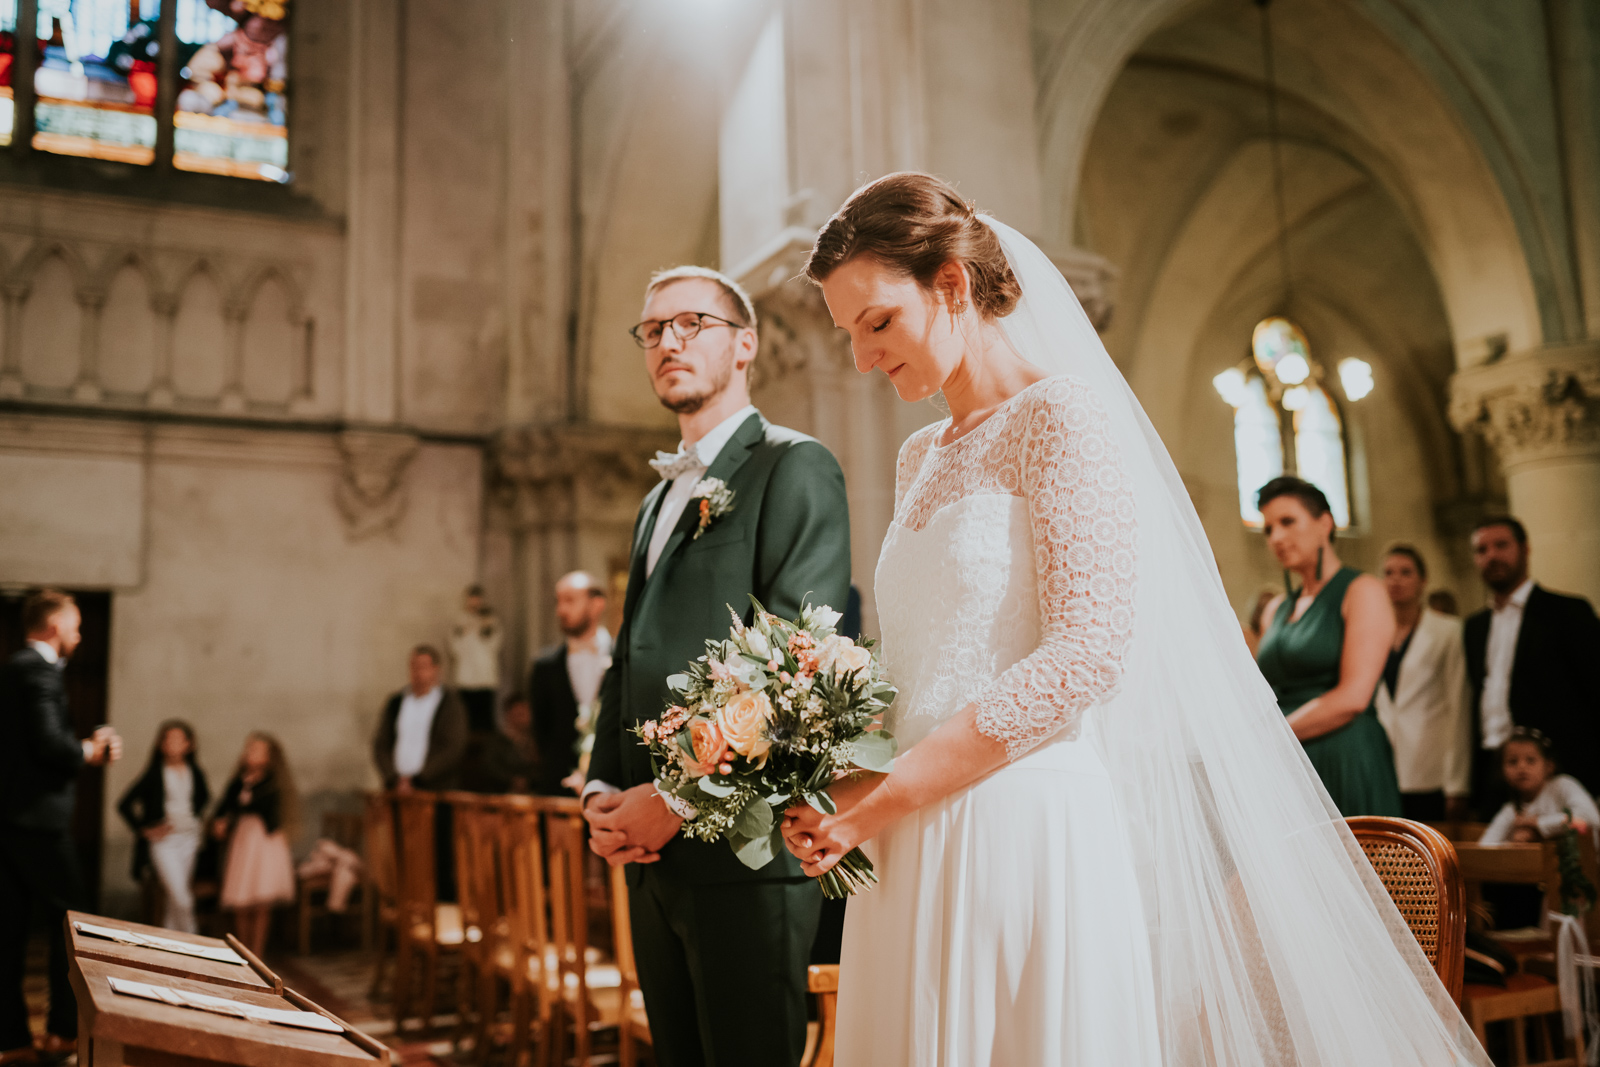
[690,477,735,540]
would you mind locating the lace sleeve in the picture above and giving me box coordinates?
[972,380,1138,759]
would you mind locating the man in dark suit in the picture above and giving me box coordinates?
[584,266,851,1067]
[527,572,611,795]
[1464,517,1600,817]
[372,644,470,792]
[1,590,121,1065]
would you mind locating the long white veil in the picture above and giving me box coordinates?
[982,215,1489,1065]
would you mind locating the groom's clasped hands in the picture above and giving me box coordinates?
[584,782,684,866]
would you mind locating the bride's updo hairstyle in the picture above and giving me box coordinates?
[803,172,1021,320]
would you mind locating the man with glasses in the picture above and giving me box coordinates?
[583,265,851,1067]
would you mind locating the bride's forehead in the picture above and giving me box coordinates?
[821,259,916,317]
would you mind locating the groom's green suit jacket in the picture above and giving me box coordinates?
[588,411,851,885]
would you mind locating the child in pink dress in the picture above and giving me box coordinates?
[212,733,298,955]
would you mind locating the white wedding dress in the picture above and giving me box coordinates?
[832,218,1490,1067]
[837,375,1162,1066]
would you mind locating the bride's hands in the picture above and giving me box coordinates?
[781,773,888,877]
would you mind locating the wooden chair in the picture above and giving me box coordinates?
[1346,816,1466,1004]
[610,864,652,1067]
[364,791,401,999]
[802,964,839,1067]
[545,806,623,1067]
[392,791,466,1034]
[1456,841,1583,1066]
[490,796,556,1067]
[443,792,500,1053]
[296,809,364,956]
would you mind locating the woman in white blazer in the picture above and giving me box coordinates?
[1375,545,1471,821]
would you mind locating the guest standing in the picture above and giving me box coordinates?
[529,572,611,795]
[1464,516,1600,816]
[212,733,298,957]
[0,590,121,1065]
[1372,546,1470,822]
[449,586,503,734]
[372,645,469,792]
[1254,477,1401,816]
[117,720,211,933]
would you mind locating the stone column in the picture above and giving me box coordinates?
[1450,342,1600,603]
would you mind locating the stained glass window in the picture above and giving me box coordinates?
[1214,317,1359,529]
[12,0,162,162]
[0,0,287,180]
[175,0,288,182]
[1293,384,1351,528]
[1229,373,1284,527]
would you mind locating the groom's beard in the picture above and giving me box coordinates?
[656,348,735,415]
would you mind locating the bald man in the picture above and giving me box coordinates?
[528,571,612,794]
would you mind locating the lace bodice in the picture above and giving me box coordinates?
[874,376,1137,760]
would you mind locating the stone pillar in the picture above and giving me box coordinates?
[1450,342,1600,603]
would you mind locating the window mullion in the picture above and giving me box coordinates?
[12,0,38,157]
[154,0,179,169]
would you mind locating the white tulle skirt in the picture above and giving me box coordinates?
[835,724,1161,1067]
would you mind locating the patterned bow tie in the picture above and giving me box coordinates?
[649,448,704,482]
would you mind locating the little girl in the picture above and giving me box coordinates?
[117,720,210,933]
[1480,728,1600,845]
[212,733,299,955]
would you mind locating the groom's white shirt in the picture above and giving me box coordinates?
[584,403,757,807]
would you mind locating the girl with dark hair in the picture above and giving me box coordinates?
[1254,475,1402,816]
[116,721,210,932]
[211,732,298,955]
[1480,728,1599,846]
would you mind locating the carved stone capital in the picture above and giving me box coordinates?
[491,423,676,531]
[335,429,419,539]
[1449,342,1600,469]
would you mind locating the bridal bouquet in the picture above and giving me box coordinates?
[635,598,897,898]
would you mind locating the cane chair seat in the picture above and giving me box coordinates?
[1346,816,1465,1004]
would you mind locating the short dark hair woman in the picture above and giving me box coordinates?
[1253,476,1403,816]
[116,720,210,932]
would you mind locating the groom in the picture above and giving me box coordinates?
[584,265,851,1066]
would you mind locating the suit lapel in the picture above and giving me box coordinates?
[1510,585,1543,679]
[1394,612,1434,705]
[620,483,670,629]
[644,413,766,585]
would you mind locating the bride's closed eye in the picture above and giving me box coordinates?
[871,316,893,333]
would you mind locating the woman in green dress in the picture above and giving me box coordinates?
[1255,476,1402,817]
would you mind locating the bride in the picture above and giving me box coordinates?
[778,173,1489,1066]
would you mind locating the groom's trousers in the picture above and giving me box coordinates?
[629,866,821,1067]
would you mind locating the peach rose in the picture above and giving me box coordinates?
[717,689,773,760]
[835,643,872,677]
[683,719,727,777]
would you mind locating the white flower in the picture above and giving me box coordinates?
[804,605,843,633]
[744,628,771,660]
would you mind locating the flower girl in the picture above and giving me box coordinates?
[211,733,298,955]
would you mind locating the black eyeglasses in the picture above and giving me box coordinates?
[629,311,747,350]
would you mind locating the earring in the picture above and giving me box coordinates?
[954,300,968,315]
